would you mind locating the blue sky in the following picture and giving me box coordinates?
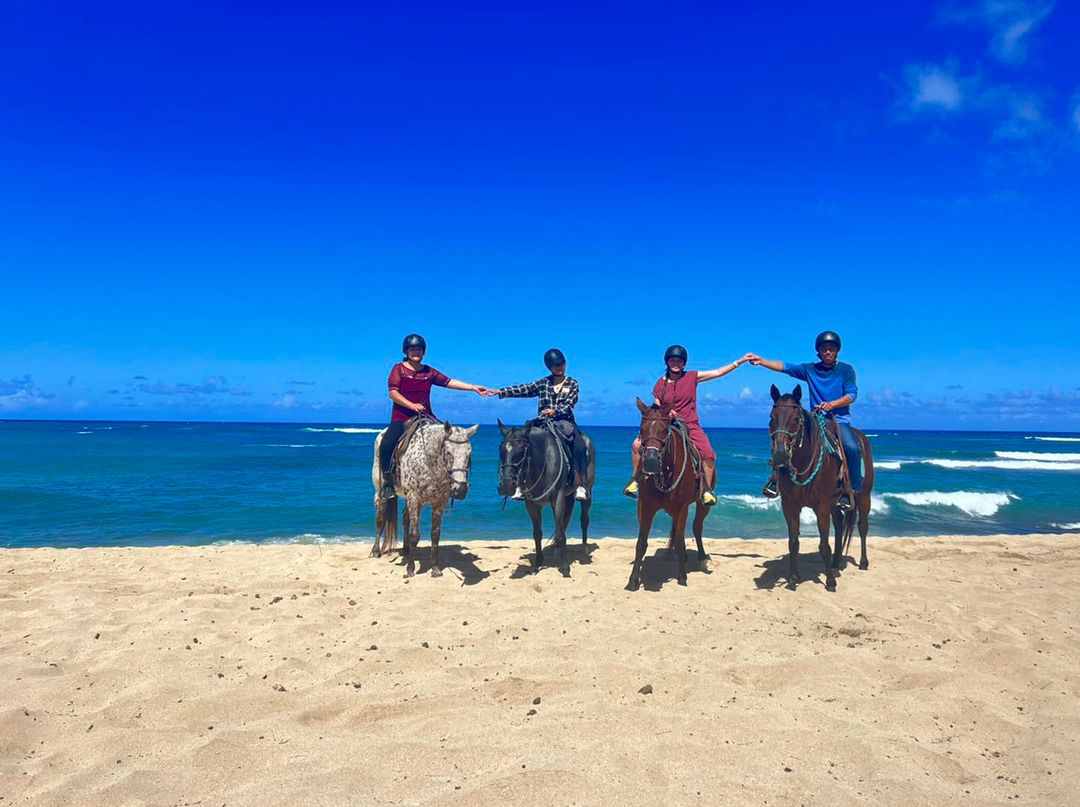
[3,1,1079,429]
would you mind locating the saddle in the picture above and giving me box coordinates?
[525,418,575,485]
[670,420,705,492]
[388,415,433,483]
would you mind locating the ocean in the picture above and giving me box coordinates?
[2,420,1079,548]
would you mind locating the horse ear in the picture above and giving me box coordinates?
[635,397,649,415]
[465,424,479,437]
[770,384,780,402]
[497,418,508,436]
[793,385,802,403]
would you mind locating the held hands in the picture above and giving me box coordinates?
[474,386,499,397]
[744,352,763,366]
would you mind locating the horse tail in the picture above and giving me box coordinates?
[380,496,398,555]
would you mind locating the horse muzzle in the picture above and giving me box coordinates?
[642,447,662,476]
[450,481,469,500]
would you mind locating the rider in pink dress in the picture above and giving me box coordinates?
[624,345,751,505]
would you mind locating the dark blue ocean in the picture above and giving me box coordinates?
[2,420,1079,548]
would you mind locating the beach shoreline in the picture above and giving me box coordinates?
[3,534,1078,806]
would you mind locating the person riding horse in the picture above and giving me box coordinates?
[747,330,861,510]
[379,333,491,500]
[624,345,749,506]
[488,348,590,502]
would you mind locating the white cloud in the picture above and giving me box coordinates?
[942,1,1055,64]
[739,386,754,400]
[905,64,964,111]
[0,375,54,411]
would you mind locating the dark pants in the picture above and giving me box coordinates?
[531,417,588,481]
[835,421,863,492]
[379,421,406,476]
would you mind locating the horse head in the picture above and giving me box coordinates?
[496,418,530,497]
[768,384,806,473]
[442,421,479,500]
[636,397,674,478]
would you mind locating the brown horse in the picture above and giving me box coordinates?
[626,398,710,590]
[768,384,874,591]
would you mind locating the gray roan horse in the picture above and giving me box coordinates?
[497,419,595,575]
[768,384,875,591]
[371,418,479,577]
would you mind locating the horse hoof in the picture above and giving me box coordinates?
[677,576,688,587]
[859,560,869,571]
[405,567,415,579]
[786,578,799,590]
[626,578,640,591]
[430,567,443,577]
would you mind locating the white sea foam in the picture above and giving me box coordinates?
[1026,436,1080,442]
[719,493,890,523]
[262,444,317,448]
[1051,522,1080,530]
[301,427,383,434]
[76,430,93,435]
[214,533,375,546]
[920,458,1080,471]
[995,451,1080,462]
[876,461,902,470]
[882,491,1016,517]
[865,433,879,437]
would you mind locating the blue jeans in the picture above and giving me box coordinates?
[835,421,862,492]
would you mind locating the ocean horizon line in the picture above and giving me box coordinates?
[2,416,1079,437]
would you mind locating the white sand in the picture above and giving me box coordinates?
[2,534,1078,806]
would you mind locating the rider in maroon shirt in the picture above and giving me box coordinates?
[624,345,751,506]
[378,334,491,499]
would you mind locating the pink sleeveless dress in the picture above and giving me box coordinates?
[652,370,716,461]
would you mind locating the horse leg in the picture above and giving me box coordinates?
[429,505,444,577]
[692,501,709,563]
[403,498,419,578]
[817,506,837,592]
[580,496,591,545]
[626,500,657,591]
[782,503,801,588]
[554,494,572,577]
[858,499,870,571]
[526,500,544,572]
[673,506,689,586]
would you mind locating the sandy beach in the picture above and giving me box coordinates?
[2,534,1078,806]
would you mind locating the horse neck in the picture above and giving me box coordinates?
[416,425,449,473]
[791,411,818,466]
[524,429,557,490]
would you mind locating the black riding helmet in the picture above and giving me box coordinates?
[664,344,688,364]
[544,348,566,369]
[402,333,427,355]
[814,331,842,351]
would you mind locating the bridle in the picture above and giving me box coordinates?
[499,420,568,502]
[768,402,838,488]
[638,413,690,494]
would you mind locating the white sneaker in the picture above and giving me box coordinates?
[511,487,524,500]
[575,486,588,501]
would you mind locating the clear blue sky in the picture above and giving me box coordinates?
[3,1,1078,429]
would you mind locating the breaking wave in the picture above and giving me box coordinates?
[301,427,383,434]
[920,458,1080,471]
[1051,522,1080,530]
[1026,436,1080,443]
[882,491,1016,517]
[995,451,1080,462]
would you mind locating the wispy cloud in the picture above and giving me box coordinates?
[941,1,1055,64]
[132,375,148,381]
[905,64,964,111]
[0,375,55,411]
[135,376,230,396]
[288,380,316,386]
[336,388,365,397]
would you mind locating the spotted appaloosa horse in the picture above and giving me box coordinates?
[371,418,479,577]
[767,384,875,591]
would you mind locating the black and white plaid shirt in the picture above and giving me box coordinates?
[498,375,580,419]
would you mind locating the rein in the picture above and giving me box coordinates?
[769,406,839,488]
[503,419,569,502]
[640,417,691,494]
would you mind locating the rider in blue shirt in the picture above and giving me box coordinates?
[747,331,862,509]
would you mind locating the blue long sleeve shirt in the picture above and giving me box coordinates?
[781,361,858,422]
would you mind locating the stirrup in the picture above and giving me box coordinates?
[762,478,779,499]
[701,490,717,506]
[381,483,396,500]
[837,492,855,512]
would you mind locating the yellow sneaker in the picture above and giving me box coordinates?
[701,490,717,507]
[623,479,639,498]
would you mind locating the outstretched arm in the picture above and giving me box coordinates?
[745,354,785,372]
[497,381,541,399]
[698,355,752,383]
[447,379,491,395]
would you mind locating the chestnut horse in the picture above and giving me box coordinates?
[767,384,874,591]
[626,398,710,590]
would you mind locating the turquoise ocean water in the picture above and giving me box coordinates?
[2,420,1079,548]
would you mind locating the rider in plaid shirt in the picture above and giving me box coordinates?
[493,348,589,502]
